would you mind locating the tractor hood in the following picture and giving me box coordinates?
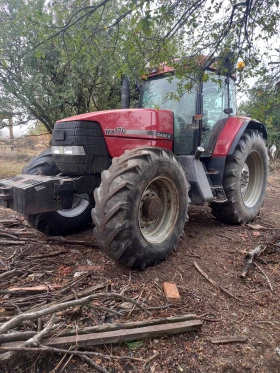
[57,108,173,139]
[54,108,174,159]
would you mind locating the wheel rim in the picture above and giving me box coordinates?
[138,176,179,244]
[57,195,89,218]
[241,151,264,208]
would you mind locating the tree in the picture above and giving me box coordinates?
[0,0,279,132]
[239,82,280,147]
[0,0,183,132]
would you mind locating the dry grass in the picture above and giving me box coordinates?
[0,150,36,178]
[0,162,28,177]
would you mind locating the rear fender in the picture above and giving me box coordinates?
[212,117,267,157]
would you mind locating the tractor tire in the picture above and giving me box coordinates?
[211,130,268,224]
[92,147,190,270]
[23,149,93,236]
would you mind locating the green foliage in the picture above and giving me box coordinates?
[125,340,144,350]
[239,84,280,148]
[0,0,183,131]
[0,0,279,133]
[27,121,48,136]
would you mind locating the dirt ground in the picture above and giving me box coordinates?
[0,164,279,373]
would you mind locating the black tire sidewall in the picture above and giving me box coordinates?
[216,131,268,223]
[123,159,188,268]
[228,135,268,221]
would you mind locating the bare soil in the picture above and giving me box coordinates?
[0,165,279,373]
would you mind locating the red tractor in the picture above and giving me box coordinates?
[0,61,268,269]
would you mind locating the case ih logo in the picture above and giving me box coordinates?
[156,132,172,139]
[105,127,126,135]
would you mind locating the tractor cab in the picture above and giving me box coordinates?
[138,71,236,156]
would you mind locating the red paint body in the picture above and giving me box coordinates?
[57,109,251,158]
[57,108,174,157]
[212,116,249,157]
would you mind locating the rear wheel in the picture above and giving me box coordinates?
[92,147,190,269]
[211,130,268,224]
[23,149,93,235]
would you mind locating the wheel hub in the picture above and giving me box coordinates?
[142,196,163,220]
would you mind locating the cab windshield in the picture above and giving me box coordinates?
[138,74,236,155]
[139,76,197,124]
[139,76,198,154]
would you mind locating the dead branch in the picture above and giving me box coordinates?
[254,263,273,291]
[0,331,36,344]
[77,354,109,373]
[209,335,247,344]
[29,282,107,312]
[29,250,70,258]
[143,351,160,369]
[0,292,151,334]
[0,315,56,362]
[194,261,240,300]
[0,240,25,245]
[0,219,22,224]
[45,236,99,249]
[240,244,264,278]
[0,269,23,279]
[0,345,143,362]
[0,232,19,239]
[0,285,61,295]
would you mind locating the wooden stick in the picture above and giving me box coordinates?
[254,263,273,291]
[194,261,239,300]
[29,250,69,259]
[54,314,198,336]
[0,345,143,361]
[45,236,99,249]
[0,285,61,294]
[0,240,25,245]
[209,335,247,344]
[0,331,36,344]
[2,320,203,348]
[0,269,23,279]
[77,354,109,373]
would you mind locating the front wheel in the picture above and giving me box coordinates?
[92,147,190,269]
[211,130,268,224]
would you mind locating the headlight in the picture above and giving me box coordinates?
[51,146,86,155]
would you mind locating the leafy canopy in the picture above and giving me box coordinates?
[0,0,279,131]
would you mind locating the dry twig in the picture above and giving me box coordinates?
[194,261,240,300]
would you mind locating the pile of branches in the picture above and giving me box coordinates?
[0,218,203,372]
